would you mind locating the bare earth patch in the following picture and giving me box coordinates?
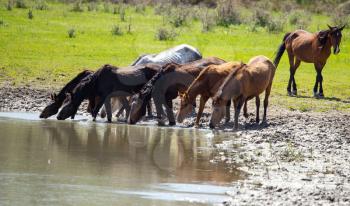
[0,86,349,205]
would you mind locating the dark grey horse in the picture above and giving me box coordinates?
[100,44,202,120]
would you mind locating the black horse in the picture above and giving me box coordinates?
[39,70,94,119]
[57,63,162,122]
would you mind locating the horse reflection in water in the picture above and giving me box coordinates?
[42,122,244,183]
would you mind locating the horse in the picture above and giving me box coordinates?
[56,63,162,122]
[176,61,244,126]
[273,25,345,97]
[209,56,276,129]
[100,44,203,119]
[128,57,226,125]
[39,70,94,119]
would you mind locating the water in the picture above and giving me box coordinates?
[0,112,244,206]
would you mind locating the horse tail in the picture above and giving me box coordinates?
[273,32,290,68]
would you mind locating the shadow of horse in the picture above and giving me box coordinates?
[290,94,350,104]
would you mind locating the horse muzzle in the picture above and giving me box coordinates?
[334,46,340,55]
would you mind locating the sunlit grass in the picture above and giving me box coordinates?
[0,1,349,112]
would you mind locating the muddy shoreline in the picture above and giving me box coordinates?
[0,85,349,205]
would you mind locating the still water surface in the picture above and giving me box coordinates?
[0,112,244,206]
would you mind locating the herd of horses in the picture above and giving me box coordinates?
[39,26,345,129]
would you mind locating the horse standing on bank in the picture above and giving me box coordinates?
[274,25,345,97]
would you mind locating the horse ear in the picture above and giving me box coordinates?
[327,24,333,30]
[50,93,57,101]
[178,91,184,98]
[339,24,346,31]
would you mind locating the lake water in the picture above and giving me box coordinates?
[0,112,244,206]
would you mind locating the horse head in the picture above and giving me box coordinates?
[327,24,345,54]
[176,91,194,123]
[128,93,148,124]
[39,93,60,118]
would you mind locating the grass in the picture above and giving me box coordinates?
[0,1,349,112]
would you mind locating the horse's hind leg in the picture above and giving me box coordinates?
[243,100,248,118]
[263,83,272,123]
[255,96,260,123]
[225,100,231,123]
[292,59,301,95]
[287,53,295,95]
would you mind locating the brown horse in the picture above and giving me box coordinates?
[176,61,243,126]
[210,56,276,129]
[274,25,345,97]
[128,57,226,125]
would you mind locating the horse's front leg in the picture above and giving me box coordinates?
[195,95,208,127]
[165,99,175,126]
[104,97,112,122]
[234,97,245,130]
[92,96,106,121]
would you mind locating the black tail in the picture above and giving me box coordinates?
[273,32,290,67]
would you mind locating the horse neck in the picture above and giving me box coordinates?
[186,77,206,102]
[56,71,92,105]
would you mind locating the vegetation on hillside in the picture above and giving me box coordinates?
[0,0,349,111]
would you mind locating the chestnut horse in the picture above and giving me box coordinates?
[128,57,226,125]
[209,56,276,129]
[176,61,244,126]
[274,25,345,97]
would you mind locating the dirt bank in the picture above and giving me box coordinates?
[0,85,349,205]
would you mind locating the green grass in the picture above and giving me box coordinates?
[0,1,349,112]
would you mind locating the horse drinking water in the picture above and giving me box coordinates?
[210,56,276,129]
[274,25,345,97]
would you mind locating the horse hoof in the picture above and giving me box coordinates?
[313,92,318,98]
[243,113,249,118]
[169,121,176,126]
[292,90,297,96]
[318,93,324,98]
[287,91,293,96]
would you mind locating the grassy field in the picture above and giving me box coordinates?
[0,1,349,112]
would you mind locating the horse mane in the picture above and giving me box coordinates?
[317,29,330,47]
[56,70,93,103]
[215,62,246,99]
[184,65,212,95]
[70,68,100,103]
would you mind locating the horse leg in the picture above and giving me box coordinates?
[318,65,325,98]
[146,99,153,117]
[234,97,245,130]
[287,54,295,96]
[255,96,260,123]
[313,64,320,97]
[243,100,248,118]
[225,100,231,123]
[195,95,208,127]
[104,97,112,123]
[165,99,175,126]
[92,96,106,121]
[154,97,165,126]
[263,83,272,123]
[292,59,301,96]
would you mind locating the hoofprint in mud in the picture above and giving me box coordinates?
[0,85,349,205]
